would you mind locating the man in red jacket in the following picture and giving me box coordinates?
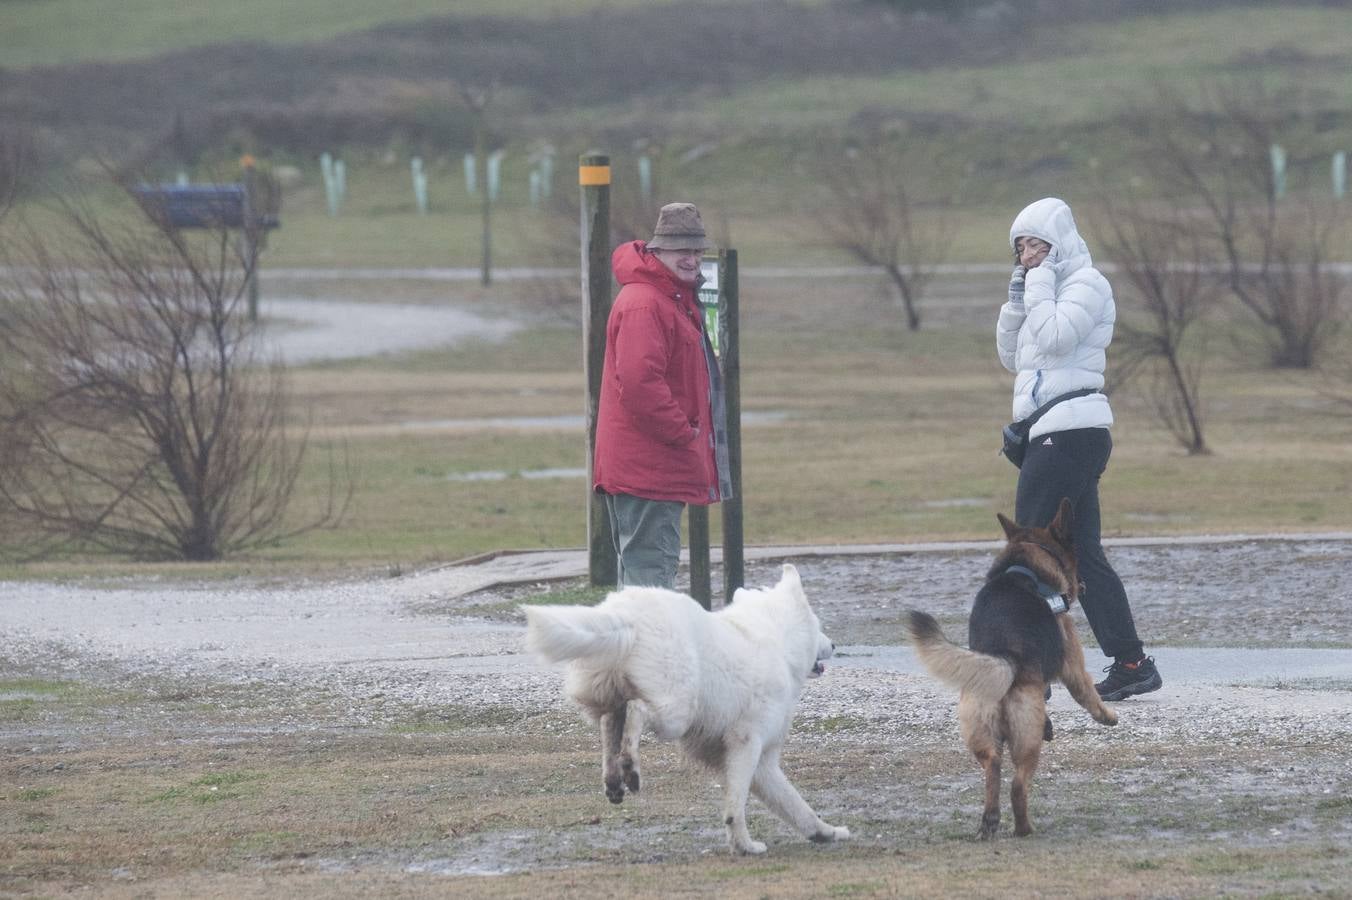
[593,202,730,589]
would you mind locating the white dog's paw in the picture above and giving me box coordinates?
[734,839,768,855]
[810,824,850,843]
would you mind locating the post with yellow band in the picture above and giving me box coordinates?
[580,153,617,586]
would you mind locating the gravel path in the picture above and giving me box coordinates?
[4,536,1350,742]
[260,296,520,364]
[4,537,1350,888]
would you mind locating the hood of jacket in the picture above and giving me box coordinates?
[612,239,690,295]
[1009,197,1093,274]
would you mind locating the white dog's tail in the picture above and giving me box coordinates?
[523,604,634,665]
[905,611,1015,703]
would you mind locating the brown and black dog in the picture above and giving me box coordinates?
[906,498,1118,839]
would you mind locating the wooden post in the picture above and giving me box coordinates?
[688,506,711,609]
[240,155,260,322]
[459,84,495,287]
[720,249,744,603]
[477,113,491,286]
[580,154,617,587]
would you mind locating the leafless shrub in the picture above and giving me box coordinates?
[816,136,956,331]
[1129,81,1347,368]
[0,176,348,561]
[1313,321,1352,415]
[1093,197,1222,455]
[1249,195,1349,366]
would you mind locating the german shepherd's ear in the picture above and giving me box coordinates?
[996,512,1019,540]
[1049,498,1075,546]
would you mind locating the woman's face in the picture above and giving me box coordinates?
[1015,236,1051,269]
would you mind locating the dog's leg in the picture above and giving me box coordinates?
[961,694,1002,839]
[975,747,1002,839]
[750,749,850,844]
[1057,618,1118,727]
[599,706,627,804]
[619,700,642,795]
[721,733,767,855]
[1007,685,1045,837]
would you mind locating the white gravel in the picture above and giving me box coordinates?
[4,543,1350,748]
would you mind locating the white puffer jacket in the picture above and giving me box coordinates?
[996,197,1114,439]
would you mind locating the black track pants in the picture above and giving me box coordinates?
[1014,427,1145,662]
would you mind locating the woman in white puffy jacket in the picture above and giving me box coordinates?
[997,197,1161,702]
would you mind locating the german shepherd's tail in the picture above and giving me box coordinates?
[905,611,1016,703]
[523,604,635,666]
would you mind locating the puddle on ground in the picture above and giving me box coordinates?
[307,820,723,878]
[446,467,586,482]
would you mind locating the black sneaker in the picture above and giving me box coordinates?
[1096,656,1162,701]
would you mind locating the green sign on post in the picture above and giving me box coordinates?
[687,250,743,608]
[698,257,721,357]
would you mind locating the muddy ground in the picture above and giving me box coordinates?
[3,538,1351,898]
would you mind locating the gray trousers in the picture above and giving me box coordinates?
[604,492,684,589]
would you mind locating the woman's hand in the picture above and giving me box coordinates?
[1008,264,1027,308]
[1032,244,1069,284]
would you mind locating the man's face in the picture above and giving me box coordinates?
[652,247,703,285]
[1015,236,1051,269]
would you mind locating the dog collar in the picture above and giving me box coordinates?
[1003,565,1069,615]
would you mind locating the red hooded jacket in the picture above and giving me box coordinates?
[592,240,720,505]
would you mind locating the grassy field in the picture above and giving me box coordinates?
[691,8,1352,130]
[4,662,1349,898]
[7,270,1342,580]
[11,5,1352,269]
[4,186,1352,579]
[9,4,1352,276]
[4,5,1351,896]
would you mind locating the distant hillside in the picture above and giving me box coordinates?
[5,2,998,159]
[3,0,1350,178]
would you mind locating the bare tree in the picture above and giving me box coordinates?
[0,176,347,561]
[1093,197,1222,455]
[817,137,955,331]
[458,81,499,287]
[1131,81,1347,368]
[1255,195,1349,366]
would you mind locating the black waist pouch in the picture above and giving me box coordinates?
[1000,420,1032,468]
[1000,388,1099,468]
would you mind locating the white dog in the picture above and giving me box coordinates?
[523,563,850,855]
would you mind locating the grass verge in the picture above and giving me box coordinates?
[2,678,1349,898]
